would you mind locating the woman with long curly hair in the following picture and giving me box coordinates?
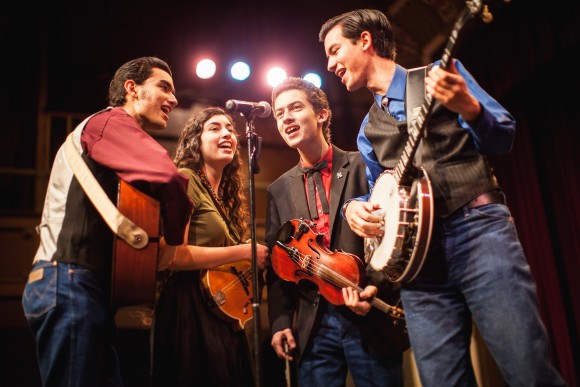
[152,107,269,386]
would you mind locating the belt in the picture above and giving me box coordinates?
[465,190,505,210]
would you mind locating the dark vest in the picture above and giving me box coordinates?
[365,99,498,217]
[54,154,118,285]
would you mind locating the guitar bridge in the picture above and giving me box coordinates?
[213,291,226,306]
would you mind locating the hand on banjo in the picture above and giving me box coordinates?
[344,201,385,238]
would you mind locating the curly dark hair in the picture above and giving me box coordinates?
[173,107,248,239]
[108,56,172,107]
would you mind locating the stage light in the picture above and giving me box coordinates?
[266,67,287,87]
[231,61,251,81]
[303,73,322,88]
[196,59,217,79]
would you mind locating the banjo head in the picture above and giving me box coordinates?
[365,171,400,271]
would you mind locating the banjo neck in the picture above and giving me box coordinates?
[394,1,486,186]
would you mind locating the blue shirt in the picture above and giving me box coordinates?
[355,60,516,201]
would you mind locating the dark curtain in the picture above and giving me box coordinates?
[456,2,580,385]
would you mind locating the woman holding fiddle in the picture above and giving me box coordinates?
[265,77,408,387]
[152,107,269,386]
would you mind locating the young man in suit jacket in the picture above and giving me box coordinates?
[265,77,408,387]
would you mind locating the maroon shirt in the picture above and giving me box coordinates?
[81,107,192,245]
[301,146,333,248]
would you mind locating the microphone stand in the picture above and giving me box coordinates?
[242,110,263,387]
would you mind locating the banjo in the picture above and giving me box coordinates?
[365,0,492,283]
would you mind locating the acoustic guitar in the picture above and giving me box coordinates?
[110,179,160,309]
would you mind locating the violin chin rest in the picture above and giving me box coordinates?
[276,220,295,244]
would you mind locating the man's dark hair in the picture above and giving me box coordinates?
[319,9,396,60]
[272,77,332,144]
[108,56,172,106]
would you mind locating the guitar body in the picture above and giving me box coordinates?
[202,260,253,331]
[111,179,160,309]
[365,167,434,283]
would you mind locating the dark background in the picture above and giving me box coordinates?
[1,0,579,386]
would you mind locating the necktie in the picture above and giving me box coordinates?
[302,160,330,220]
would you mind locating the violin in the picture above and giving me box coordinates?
[271,218,404,320]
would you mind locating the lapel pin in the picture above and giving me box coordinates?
[336,172,343,179]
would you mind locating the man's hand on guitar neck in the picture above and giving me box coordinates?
[343,200,385,239]
[343,285,378,316]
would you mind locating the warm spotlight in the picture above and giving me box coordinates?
[266,67,288,87]
[196,59,217,79]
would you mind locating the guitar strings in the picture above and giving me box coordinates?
[210,267,253,298]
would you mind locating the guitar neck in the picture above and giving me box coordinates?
[394,2,483,184]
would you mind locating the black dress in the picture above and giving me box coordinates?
[151,169,254,387]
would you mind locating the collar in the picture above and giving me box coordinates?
[300,145,333,171]
[373,64,407,106]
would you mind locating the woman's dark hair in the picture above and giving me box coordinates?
[173,107,248,238]
[319,9,396,60]
[108,56,172,107]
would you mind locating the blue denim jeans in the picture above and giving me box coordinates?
[401,203,565,387]
[299,304,403,387]
[22,261,123,387]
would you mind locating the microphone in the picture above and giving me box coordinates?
[225,99,272,118]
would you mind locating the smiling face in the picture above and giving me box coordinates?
[127,68,178,131]
[323,25,370,92]
[200,114,238,169]
[273,88,328,151]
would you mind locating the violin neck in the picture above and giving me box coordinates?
[317,264,362,291]
[320,267,404,317]
[370,297,393,314]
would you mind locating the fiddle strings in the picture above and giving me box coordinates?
[284,244,405,318]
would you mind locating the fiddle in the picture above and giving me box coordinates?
[271,218,404,320]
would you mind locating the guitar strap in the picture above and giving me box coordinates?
[63,110,149,250]
[405,65,429,129]
[405,64,431,166]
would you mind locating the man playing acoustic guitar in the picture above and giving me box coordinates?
[265,77,409,387]
[21,57,193,387]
